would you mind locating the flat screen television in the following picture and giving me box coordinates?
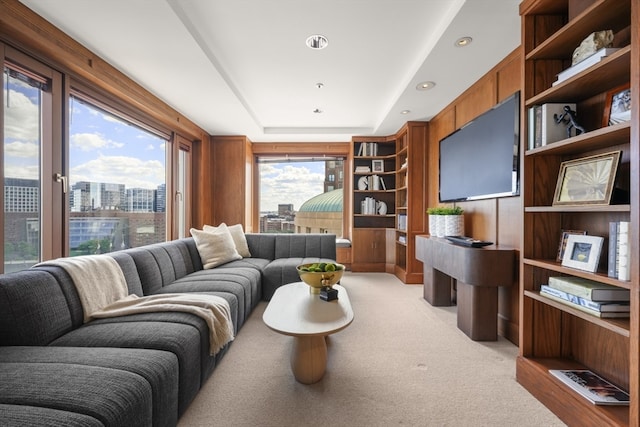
[439,91,520,203]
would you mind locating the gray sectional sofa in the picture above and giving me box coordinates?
[0,233,336,427]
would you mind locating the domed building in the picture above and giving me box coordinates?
[294,189,343,235]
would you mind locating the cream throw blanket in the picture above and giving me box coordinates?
[37,255,234,355]
[38,255,129,323]
[91,293,234,355]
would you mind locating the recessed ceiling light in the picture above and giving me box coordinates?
[416,81,436,91]
[316,82,324,89]
[455,36,473,47]
[313,108,323,114]
[400,110,411,115]
[306,35,328,50]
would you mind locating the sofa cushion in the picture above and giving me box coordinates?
[191,225,242,269]
[0,362,152,427]
[50,320,201,416]
[0,346,178,427]
[205,223,251,258]
[161,267,260,328]
[274,234,337,259]
[0,404,103,427]
[0,270,74,345]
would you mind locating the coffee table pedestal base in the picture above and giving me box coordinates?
[291,336,327,384]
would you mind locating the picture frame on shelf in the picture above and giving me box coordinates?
[372,159,384,173]
[556,229,587,262]
[561,234,604,273]
[603,83,631,126]
[552,151,621,206]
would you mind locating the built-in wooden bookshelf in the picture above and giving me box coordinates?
[350,122,427,282]
[517,0,638,425]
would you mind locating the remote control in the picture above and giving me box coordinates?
[445,236,493,248]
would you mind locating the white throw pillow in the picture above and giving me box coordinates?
[190,224,241,269]
[204,223,251,258]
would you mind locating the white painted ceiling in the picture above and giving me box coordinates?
[19,0,522,142]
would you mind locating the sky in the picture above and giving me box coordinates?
[5,74,328,212]
[259,162,325,212]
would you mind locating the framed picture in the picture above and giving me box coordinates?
[552,151,620,206]
[556,229,587,262]
[561,234,604,273]
[603,83,631,126]
[371,159,384,173]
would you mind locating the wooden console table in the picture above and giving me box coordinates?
[415,235,514,341]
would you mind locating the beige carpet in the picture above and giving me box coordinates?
[179,272,565,426]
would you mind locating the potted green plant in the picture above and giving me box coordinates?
[441,206,464,237]
[426,207,450,237]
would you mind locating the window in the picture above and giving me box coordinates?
[257,157,344,236]
[2,49,63,273]
[68,94,168,255]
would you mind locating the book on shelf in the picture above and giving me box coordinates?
[617,221,630,281]
[397,214,407,231]
[355,165,371,173]
[527,103,576,148]
[539,290,630,318]
[360,197,377,215]
[549,369,630,406]
[553,48,621,86]
[371,174,380,191]
[548,276,630,302]
[540,285,629,313]
[379,177,386,190]
[608,221,618,278]
[357,142,378,157]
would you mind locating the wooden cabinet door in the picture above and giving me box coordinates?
[352,228,386,271]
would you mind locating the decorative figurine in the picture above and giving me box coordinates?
[554,105,585,138]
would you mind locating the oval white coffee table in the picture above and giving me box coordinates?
[263,282,354,384]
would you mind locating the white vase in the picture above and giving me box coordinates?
[435,215,446,238]
[444,215,464,236]
[428,215,438,236]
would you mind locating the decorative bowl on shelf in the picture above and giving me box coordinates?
[297,263,345,294]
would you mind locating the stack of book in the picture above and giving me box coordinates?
[357,142,378,156]
[397,214,407,231]
[527,103,576,149]
[360,197,378,215]
[608,221,631,281]
[540,276,630,318]
[552,47,620,86]
[355,165,371,173]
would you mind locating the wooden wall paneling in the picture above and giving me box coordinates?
[454,74,496,128]
[244,137,254,232]
[496,48,523,102]
[211,135,250,227]
[191,133,213,228]
[426,107,455,211]
[424,48,522,344]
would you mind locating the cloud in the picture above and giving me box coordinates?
[3,89,40,142]
[5,141,39,158]
[3,164,39,180]
[70,133,125,151]
[71,154,165,189]
[259,163,325,212]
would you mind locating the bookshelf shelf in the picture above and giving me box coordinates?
[518,0,637,424]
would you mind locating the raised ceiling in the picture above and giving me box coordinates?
[19,0,522,142]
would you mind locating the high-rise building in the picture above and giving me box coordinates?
[324,159,344,192]
[4,178,38,212]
